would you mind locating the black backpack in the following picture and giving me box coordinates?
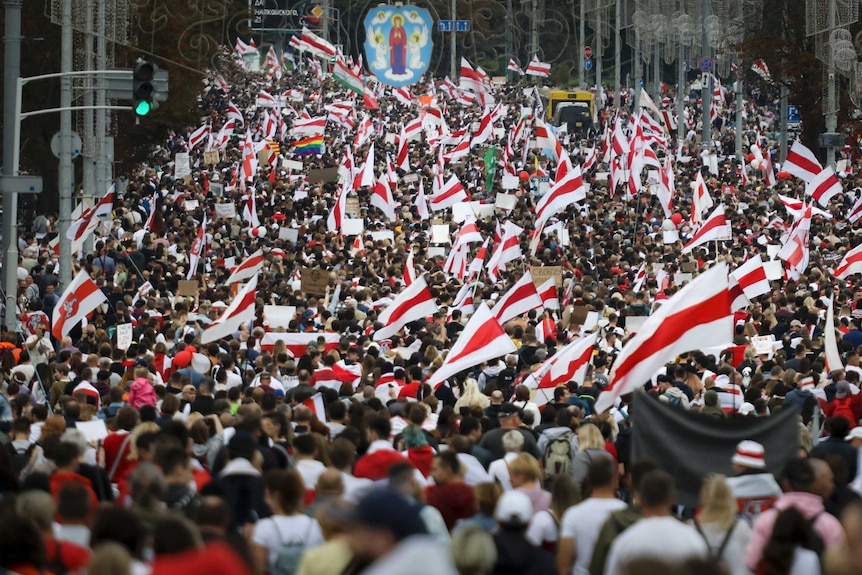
[7,442,36,477]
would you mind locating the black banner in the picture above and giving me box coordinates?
[631,393,799,507]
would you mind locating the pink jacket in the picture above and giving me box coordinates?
[745,491,846,571]
[128,377,156,410]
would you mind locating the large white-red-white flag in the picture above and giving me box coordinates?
[805,166,843,207]
[186,214,207,280]
[595,263,732,413]
[52,270,108,340]
[834,243,862,279]
[526,335,595,406]
[201,275,258,344]
[226,249,265,285]
[778,204,811,280]
[429,175,468,211]
[783,141,823,183]
[728,255,770,311]
[824,297,844,374]
[525,55,551,77]
[427,303,517,389]
[536,277,560,311]
[681,204,730,254]
[535,164,585,226]
[492,271,543,325]
[373,275,439,341]
[66,184,115,242]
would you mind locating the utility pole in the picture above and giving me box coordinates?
[82,0,95,214]
[677,43,685,149]
[506,0,514,82]
[579,0,586,87]
[450,0,457,79]
[780,84,789,162]
[321,0,330,43]
[614,0,621,108]
[59,0,74,291]
[2,0,22,331]
[825,0,837,167]
[736,74,744,160]
[596,4,603,105]
[701,0,712,153]
[531,0,539,83]
[96,0,109,203]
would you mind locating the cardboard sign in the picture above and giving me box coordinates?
[763,260,784,280]
[452,202,473,223]
[307,167,339,183]
[301,268,330,296]
[213,203,236,219]
[257,149,272,165]
[203,150,220,165]
[680,261,697,273]
[345,197,360,217]
[766,244,781,260]
[432,224,451,244]
[472,202,496,219]
[283,159,304,171]
[342,218,364,236]
[209,182,224,197]
[263,305,297,329]
[384,133,396,144]
[403,173,419,184]
[427,247,446,257]
[174,153,191,178]
[501,175,520,190]
[176,280,199,297]
[752,335,776,357]
[279,227,299,242]
[116,323,133,351]
[495,194,518,210]
[370,231,394,243]
[183,200,199,211]
[569,305,590,326]
[531,266,563,289]
[674,272,693,285]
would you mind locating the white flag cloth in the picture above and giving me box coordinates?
[201,276,258,344]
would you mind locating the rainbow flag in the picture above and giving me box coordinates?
[294,135,324,156]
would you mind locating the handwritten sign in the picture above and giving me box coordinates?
[116,323,133,351]
[531,266,562,289]
[301,268,330,296]
[203,150,219,165]
[213,203,236,219]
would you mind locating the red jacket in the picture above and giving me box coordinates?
[49,471,98,520]
[407,445,434,477]
[354,449,411,481]
[424,482,478,531]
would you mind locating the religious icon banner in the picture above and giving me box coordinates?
[363,5,433,87]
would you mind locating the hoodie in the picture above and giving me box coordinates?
[745,491,846,572]
[491,529,557,575]
[537,426,579,458]
[424,481,478,531]
[660,386,691,409]
[128,377,156,410]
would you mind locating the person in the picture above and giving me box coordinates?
[557,457,627,575]
[488,429,523,490]
[16,489,90,573]
[388,461,450,542]
[745,458,846,572]
[251,469,324,575]
[490,490,557,575]
[691,474,752,575]
[756,506,824,575]
[295,499,354,575]
[812,416,859,480]
[726,439,783,521]
[508,453,551,514]
[353,415,412,481]
[450,524,497,575]
[479,404,542,461]
[571,423,613,487]
[388,14,407,75]
[604,470,708,574]
[454,482,503,533]
[527,474,580,553]
[425,451,478,531]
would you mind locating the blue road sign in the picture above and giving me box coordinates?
[584,58,593,71]
[438,20,470,32]
[787,105,801,123]
[437,20,452,32]
[455,20,471,32]
[684,60,691,72]
[698,56,714,73]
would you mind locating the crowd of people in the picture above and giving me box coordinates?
[1,36,862,575]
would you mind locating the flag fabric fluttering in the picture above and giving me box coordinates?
[373,276,439,341]
[52,270,108,340]
[525,55,551,77]
[201,276,258,344]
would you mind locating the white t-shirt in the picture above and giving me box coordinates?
[560,497,628,575]
[526,509,560,548]
[295,459,327,490]
[251,514,324,568]
[489,452,518,490]
[604,516,708,575]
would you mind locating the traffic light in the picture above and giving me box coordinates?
[132,61,155,116]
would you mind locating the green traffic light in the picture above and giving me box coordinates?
[134,100,153,116]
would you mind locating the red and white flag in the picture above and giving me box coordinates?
[728,255,770,311]
[778,204,811,280]
[187,214,207,280]
[66,184,115,242]
[459,58,488,93]
[240,129,258,191]
[429,175,468,211]
[595,263,732,412]
[327,183,348,232]
[834,243,862,279]
[525,55,550,77]
[507,59,524,75]
[373,275,439,341]
[370,175,396,220]
[353,142,376,190]
[226,249,264,285]
[470,108,494,148]
[292,116,326,136]
[824,297,844,374]
[301,394,329,423]
[526,335,595,406]
[849,193,862,224]
[188,124,211,150]
[452,282,476,317]
[415,179,430,221]
[299,26,337,59]
[535,164,585,226]
[261,332,340,357]
[537,277,560,311]
[52,269,108,340]
[403,249,416,287]
[681,204,730,254]
[201,275,258,344]
[213,119,236,150]
[487,221,523,280]
[535,119,563,162]
[427,303,517,389]
[690,171,714,225]
[805,166,843,207]
[783,141,823,183]
[492,271,543,325]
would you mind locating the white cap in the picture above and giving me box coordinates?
[846,428,862,442]
[191,353,211,375]
[494,490,533,526]
[738,402,756,416]
[731,439,766,469]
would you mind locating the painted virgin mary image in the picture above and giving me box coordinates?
[389,15,407,75]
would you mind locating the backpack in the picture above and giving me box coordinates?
[693,518,738,564]
[831,397,858,427]
[543,432,574,479]
[7,442,36,477]
[269,516,314,575]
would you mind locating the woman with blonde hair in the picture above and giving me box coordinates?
[450,524,497,575]
[455,378,490,411]
[692,474,752,575]
[571,423,612,487]
[508,453,550,513]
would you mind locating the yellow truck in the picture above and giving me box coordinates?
[545,89,595,131]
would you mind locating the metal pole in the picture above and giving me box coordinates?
[531,0,538,83]
[825,0,837,168]
[701,0,711,153]
[579,0,586,87]
[2,0,22,332]
[59,0,74,292]
[96,0,108,207]
[614,0,621,108]
[780,84,789,162]
[678,43,685,149]
[506,0,514,82]
[82,0,95,217]
[736,74,744,160]
[321,0,330,43]
[596,5,603,105]
[450,0,457,80]
[634,36,640,110]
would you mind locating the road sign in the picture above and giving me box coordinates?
[584,59,593,71]
[684,60,691,72]
[438,19,470,32]
[50,131,82,160]
[698,56,714,73]
[249,0,300,31]
[787,105,801,123]
[584,45,592,58]
[0,175,43,194]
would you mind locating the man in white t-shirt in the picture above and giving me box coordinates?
[604,470,707,574]
[556,456,627,575]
